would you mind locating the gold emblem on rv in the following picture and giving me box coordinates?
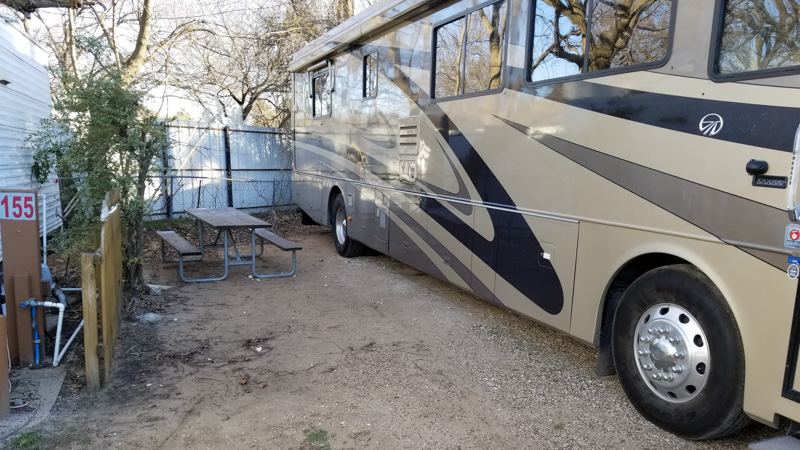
[699,113,724,136]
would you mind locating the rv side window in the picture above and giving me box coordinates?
[715,0,800,76]
[433,0,507,99]
[363,52,378,98]
[312,68,331,117]
[528,0,672,82]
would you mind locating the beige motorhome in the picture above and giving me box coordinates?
[290,0,800,440]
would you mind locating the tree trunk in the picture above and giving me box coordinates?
[122,0,152,84]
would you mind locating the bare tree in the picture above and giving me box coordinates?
[164,0,346,126]
[5,0,202,89]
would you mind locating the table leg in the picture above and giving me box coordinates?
[227,229,243,260]
[178,225,229,283]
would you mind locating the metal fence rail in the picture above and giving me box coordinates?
[146,121,293,219]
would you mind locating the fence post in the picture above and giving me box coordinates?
[162,122,172,219]
[223,126,234,207]
[82,252,100,393]
[101,191,122,383]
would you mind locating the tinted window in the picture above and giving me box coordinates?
[529,0,587,82]
[435,18,467,98]
[717,0,800,75]
[588,0,671,71]
[529,0,672,82]
[434,0,507,99]
[363,52,378,98]
[312,69,330,117]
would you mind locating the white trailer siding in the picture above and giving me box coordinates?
[0,19,61,262]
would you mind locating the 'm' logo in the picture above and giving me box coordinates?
[699,113,724,136]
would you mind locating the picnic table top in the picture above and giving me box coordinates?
[186,207,271,229]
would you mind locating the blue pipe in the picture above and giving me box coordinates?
[20,298,41,365]
[31,304,39,365]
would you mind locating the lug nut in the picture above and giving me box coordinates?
[673,351,686,359]
[647,328,654,334]
[668,336,681,344]
[652,373,663,380]
[638,349,650,356]
[671,365,684,374]
[664,374,674,382]
[642,363,653,371]
[663,327,671,335]
[639,336,651,343]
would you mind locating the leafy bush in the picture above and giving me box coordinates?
[28,71,167,288]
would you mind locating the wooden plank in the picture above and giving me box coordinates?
[101,205,122,383]
[81,252,100,393]
[0,316,9,418]
[254,229,302,251]
[3,273,18,362]
[113,203,122,375]
[156,231,201,255]
[13,275,34,364]
[187,208,236,227]
[186,207,270,229]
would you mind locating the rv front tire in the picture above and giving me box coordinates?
[612,265,750,439]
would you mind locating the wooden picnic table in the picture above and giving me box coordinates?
[185,207,271,230]
[159,208,299,283]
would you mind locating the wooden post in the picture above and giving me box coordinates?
[0,316,10,418]
[0,189,43,365]
[100,191,122,383]
[100,218,113,382]
[13,275,34,364]
[82,252,100,393]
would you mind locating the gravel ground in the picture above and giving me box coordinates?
[5,223,787,449]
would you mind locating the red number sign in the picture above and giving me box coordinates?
[0,193,36,221]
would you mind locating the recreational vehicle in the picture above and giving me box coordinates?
[290,0,800,439]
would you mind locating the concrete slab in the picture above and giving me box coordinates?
[0,365,66,441]
[749,434,800,450]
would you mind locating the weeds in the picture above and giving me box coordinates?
[6,429,91,450]
[304,426,332,450]
[9,431,42,449]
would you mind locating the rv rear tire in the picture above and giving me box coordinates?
[612,265,750,439]
[331,194,364,257]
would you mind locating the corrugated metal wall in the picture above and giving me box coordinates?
[0,20,62,262]
[146,121,292,218]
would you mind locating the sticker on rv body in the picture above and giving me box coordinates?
[699,113,724,136]
[789,264,800,279]
[785,225,800,249]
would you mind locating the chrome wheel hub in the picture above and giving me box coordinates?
[634,303,709,403]
[335,207,346,244]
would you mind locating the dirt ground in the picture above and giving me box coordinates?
[3,217,789,449]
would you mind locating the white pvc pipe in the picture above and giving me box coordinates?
[57,320,83,367]
[41,193,47,266]
[22,300,80,367]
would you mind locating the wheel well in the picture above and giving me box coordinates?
[594,253,689,376]
[326,187,342,227]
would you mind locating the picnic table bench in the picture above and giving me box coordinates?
[156,208,301,282]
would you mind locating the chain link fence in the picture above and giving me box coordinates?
[146,121,293,219]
